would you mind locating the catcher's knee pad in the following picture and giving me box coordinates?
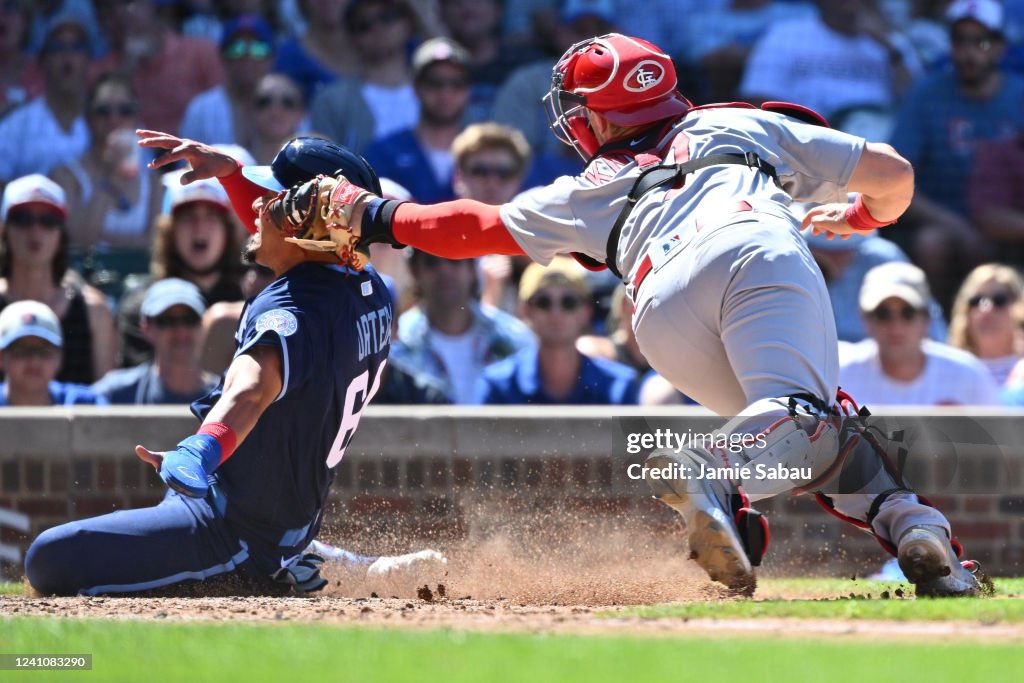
[707,397,841,501]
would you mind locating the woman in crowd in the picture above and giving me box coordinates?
[50,73,161,254]
[947,263,1024,387]
[0,174,117,383]
[117,177,243,367]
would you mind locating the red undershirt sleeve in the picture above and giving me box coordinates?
[391,199,527,259]
[217,162,267,233]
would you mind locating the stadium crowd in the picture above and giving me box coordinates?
[2,0,1024,408]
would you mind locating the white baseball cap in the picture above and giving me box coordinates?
[141,278,207,318]
[0,300,63,349]
[1,174,68,222]
[161,173,231,215]
[859,262,932,313]
[946,0,1004,34]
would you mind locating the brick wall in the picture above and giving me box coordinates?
[0,406,1021,579]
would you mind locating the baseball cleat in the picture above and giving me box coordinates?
[897,526,981,597]
[366,550,448,595]
[645,449,756,596]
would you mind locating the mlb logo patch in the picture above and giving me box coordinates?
[361,281,373,296]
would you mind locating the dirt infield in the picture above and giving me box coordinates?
[4,516,1023,642]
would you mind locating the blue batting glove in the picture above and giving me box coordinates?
[160,434,222,498]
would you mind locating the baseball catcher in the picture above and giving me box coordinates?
[261,33,981,597]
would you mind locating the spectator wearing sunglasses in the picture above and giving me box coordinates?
[310,0,427,154]
[476,257,638,405]
[91,0,224,134]
[0,11,91,183]
[947,263,1024,386]
[838,261,999,406]
[0,175,118,384]
[248,73,309,164]
[50,73,161,253]
[390,248,534,403]
[180,15,276,149]
[361,37,472,204]
[450,122,532,315]
[93,278,216,404]
[0,299,105,406]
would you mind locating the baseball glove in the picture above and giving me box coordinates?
[264,174,373,270]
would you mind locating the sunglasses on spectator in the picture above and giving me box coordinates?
[5,343,60,360]
[43,39,90,55]
[223,39,272,60]
[464,164,518,180]
[255,93,301,111]
[350,9,402,33]
[952,35,996,51]
[529,293,584,313]
[6,209,63,229]
[91,102,137,118]
[968,292,1013,309]
[419,76,470,91]
[150,312,202,329]
[869,305,921,322]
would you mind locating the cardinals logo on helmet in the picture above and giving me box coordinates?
[624,61,665,92]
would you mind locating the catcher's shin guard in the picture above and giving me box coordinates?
[814,391,984,595]
[645,448,760,595]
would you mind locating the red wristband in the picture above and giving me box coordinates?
[198,422,238,465]
[844,195,895,231]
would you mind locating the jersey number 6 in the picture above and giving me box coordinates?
[326,361,386,468]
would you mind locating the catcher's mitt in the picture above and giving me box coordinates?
[264,174,373,269]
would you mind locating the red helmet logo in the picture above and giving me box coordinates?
[624,61,665,92]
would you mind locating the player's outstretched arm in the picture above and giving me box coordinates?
[801,142,914,240]
[136,345,283,497]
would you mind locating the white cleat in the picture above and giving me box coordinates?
[897,526,981,598]
[366,550,448,595]
[645,449,756,596]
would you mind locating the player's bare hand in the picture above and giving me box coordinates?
[800,203,878,241]
[136,129,238,182]
[135,444,164,471]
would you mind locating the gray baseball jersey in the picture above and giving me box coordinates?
[499,107,864,286]
[499,107,865,414]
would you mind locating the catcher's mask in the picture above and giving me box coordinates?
[542,33,691,159]
[241,137,382,234]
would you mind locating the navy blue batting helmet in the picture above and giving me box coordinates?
[241,137,383,196]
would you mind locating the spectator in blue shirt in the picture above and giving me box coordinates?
[476,257,639,405]
[92,278,217,404]
[362,38,472,203]
[0,299,105,406]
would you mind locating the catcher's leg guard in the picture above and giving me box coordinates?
[645,448,758,595]
[813,391,983,596]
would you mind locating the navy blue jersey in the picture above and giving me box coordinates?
[192,262,391,551]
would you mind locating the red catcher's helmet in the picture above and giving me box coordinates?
[543,33,691,158]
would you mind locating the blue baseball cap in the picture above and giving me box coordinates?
[220,14,275,51]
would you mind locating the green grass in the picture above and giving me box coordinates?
[0,581,24,595]
[2,617,1023,683]
[619,577,1024,623]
